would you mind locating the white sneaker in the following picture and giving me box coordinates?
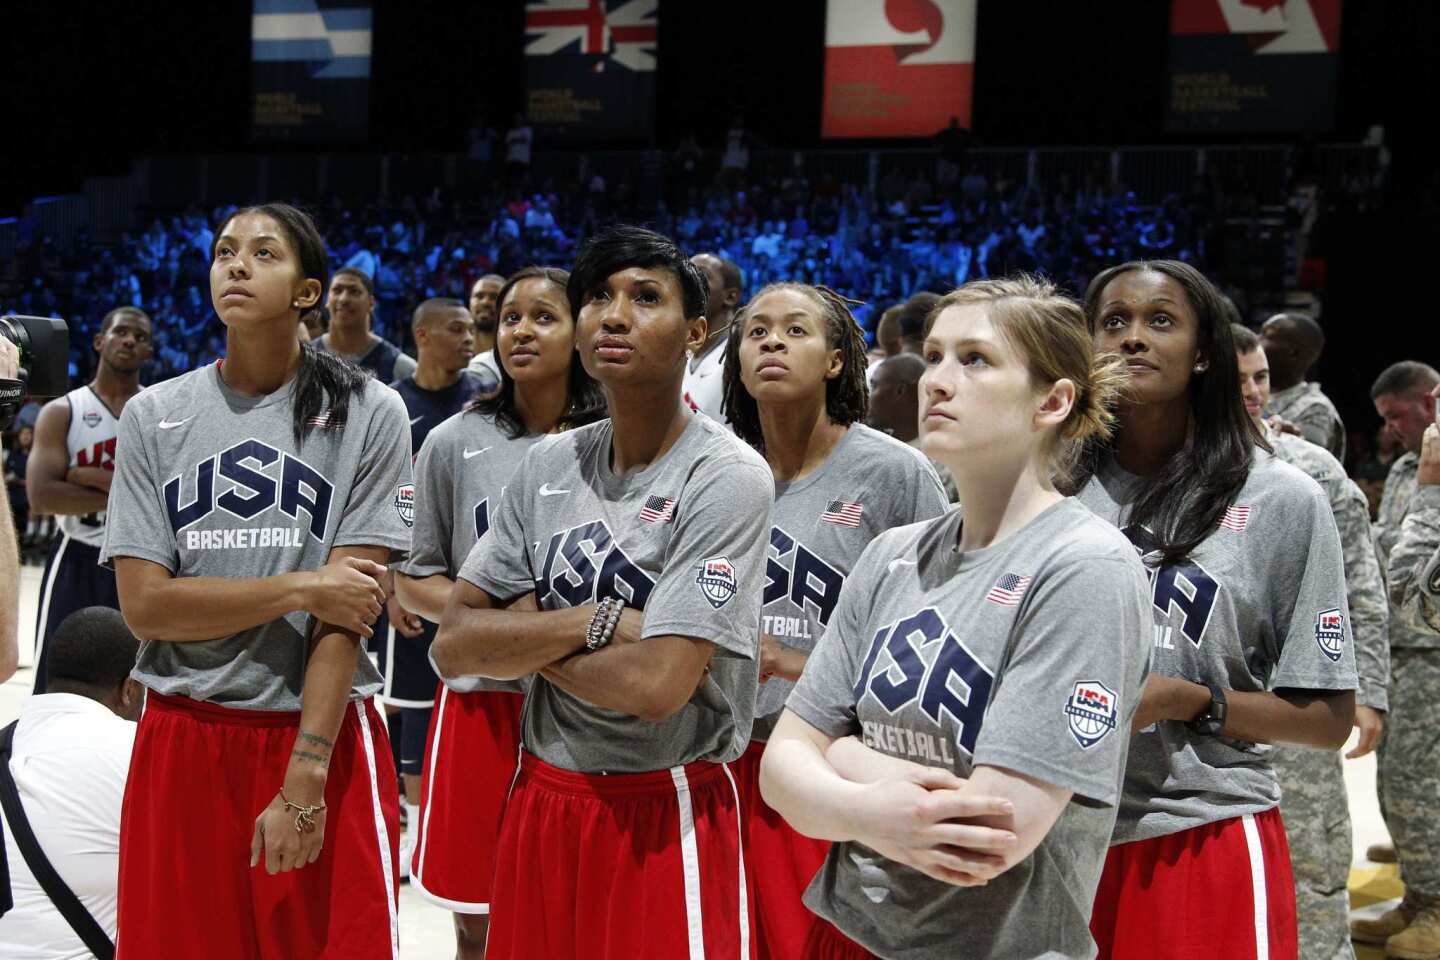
[398,829,415,882]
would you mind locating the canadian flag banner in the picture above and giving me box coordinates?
[1166,0,1342,133]
[821,0,977,139]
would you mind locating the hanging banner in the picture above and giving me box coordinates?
[251,0,372,142]
[1167,0,1342,133]
[821,0,977,139]
[524,0,658,143]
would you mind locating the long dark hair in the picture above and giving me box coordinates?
[213,203,368,444]
[722,283,870,453]
[1072,259,1269,564]
[469,266,606,439]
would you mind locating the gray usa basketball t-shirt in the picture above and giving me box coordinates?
[789,499,1152,960]
[1077,451,1358,843]
[459,414,774,773]
[753,423,948,740]
[400,409,543,694]
[101,361,414,710]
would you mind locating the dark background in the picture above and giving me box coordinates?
[3,0,1437,434]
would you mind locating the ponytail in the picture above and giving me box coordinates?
[292,341,369,444]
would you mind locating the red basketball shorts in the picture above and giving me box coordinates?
[1090,807,1298,960]
[803,920,880,960]
[731,739,829,960]
[116,692,400,960]
[409,686,523,913]
[484,751,755,960]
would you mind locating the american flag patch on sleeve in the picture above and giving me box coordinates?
[821,500,863,527]
[639,495,676,524]
[985,573,1033,606]
[1219,505,1251,532]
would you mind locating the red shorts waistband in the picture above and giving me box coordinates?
[144,690,305,727]
[517,750,732,798]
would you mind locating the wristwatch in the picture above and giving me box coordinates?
[1187,684,1228,737]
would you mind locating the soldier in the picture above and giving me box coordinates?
[1260,312,1347,461]
[1386,411,1440,633]
[1352,361,1440,959]
[1235,325,1389,960]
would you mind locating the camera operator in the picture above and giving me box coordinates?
[0,336,20,684]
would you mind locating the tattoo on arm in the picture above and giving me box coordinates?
[290,731,335,768]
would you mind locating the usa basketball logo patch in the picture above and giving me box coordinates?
[1065,680,1118,750]
[1315,608,1346,662]
[82,410,103,428]
[696,555,738,609]
[393,483,415,528]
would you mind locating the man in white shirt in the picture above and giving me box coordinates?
[682,253,743,424]
[1,606,141,960]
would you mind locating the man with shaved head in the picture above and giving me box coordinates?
[466,274,507,395]
[383,297,488,880]
[1261,312,1347,460]
[866,352,958,502]
[682,252,743,423]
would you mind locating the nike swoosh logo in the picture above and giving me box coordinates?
[887,557,918,573]
[410,415,425,425]
[463,446,491,460]
[538,483,570,496]
[158,417,193,430]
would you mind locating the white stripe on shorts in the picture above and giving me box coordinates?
[670,766,707,960]
[413,685,447,889]
[1241,812,1270,960]
[33,533,71,663]
[720,763,751,960]
[356,700,401,960]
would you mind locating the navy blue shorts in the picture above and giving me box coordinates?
[376,618,439,708]
[33,535,120,693]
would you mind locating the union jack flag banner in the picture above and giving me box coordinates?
[524,0,658,142]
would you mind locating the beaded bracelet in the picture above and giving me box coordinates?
[585,597,625,651]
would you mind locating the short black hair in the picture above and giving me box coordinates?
[47,607,140,691]
[898,292,942,343]
[412,297,468,330]
[567,225,708,321]
[1270,311,1325,354]
[331,266,375,297]
[1371,361,1440,401]
[100,306,151,335]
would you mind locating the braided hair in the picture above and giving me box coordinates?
[722,282,870,453]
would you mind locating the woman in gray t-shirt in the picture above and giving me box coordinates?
[1076,260,1356,960]
[761,276,1152,960]
[721,282,950,958]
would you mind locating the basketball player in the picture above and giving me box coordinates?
[1235,323,1389,960]
[431,225,773,959]
[1076,260,1357,960]
[396,266,604,957]
[466,273,506,394]
[101,203,412,959]
[315,266,417,382]
[760,276,1151,960]
[682,252,742,422]
[381,296,485,878]
[26,306,153,693]
[720,281,948,959]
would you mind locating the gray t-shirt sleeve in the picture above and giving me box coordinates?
[1269,482,1359,691]
[786,535,887,737]
[640,457,774,659]
[456,449,534,601]
[392,351,418,381]
[972,557,1149,806]
[400,427,454,579]
[100,400,178,572]
[332,386,415,553]
[910,460,950,524]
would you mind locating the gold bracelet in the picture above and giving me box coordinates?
[279,789,326,835]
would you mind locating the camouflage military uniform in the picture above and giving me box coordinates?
[1386,477,1440,634]
[1375,453,1440,907]
[1268,431,1390,959]
[1267,381,1348,463]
